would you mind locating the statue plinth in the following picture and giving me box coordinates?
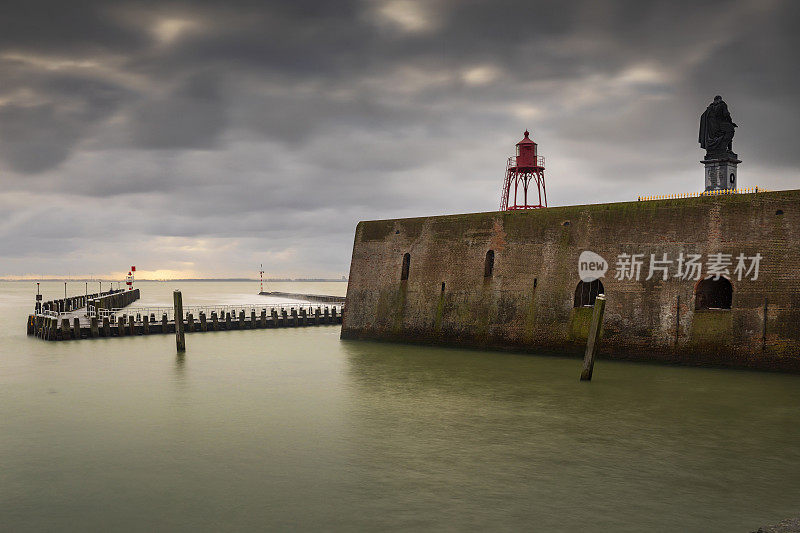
[702,152,741,191]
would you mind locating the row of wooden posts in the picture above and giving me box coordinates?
[28,302,342,341]
[89,289,141,317]
[37,288,128,315]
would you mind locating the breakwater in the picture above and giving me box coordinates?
[27,288,141,339]
[28,301,342,341]
[259,291,346,304]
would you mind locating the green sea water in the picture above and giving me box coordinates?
[1,280,799,531]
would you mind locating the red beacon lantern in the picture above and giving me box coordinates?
[126,265,135,291]
[500,130,547,210]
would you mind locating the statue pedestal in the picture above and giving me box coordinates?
[702,153,741,191]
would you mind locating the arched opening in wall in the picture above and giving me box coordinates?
[574,279,604,308]
[401,253,410,281]
[484,250,495,278]
[695,277,732,310]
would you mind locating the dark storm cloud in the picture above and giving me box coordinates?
[0,0,798,277]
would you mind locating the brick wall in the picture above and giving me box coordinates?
[341,190,800,372]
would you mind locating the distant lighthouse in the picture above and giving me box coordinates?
[500,130,547,210]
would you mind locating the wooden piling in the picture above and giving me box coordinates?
[90,316,99,338]
[200,312,207,332]
[580,294,606,381]
[174,290,186,352]
[143,315,150,335]
[226,312,231,330]
[762,297,768,351]
[260,309,267,328]
[102,316,110,337]
[73,317,81,339]
[61,318,71,340]
[162,313,168,334]
[49,317,58,340]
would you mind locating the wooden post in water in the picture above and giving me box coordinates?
[174,290,186,352]
[762,297,768,351]
[90,316,99,338]
[580,294,606,381]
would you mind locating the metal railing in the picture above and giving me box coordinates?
[508,155,545,169]
[638,187,769,202]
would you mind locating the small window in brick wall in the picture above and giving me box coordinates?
[695,277,732,310]
[574,279,604,307]
[484,250,495,278]
[401,253,410,281]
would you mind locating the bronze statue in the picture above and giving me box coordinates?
[699,95,737,158]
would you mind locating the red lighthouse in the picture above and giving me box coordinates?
[500,130,547,210]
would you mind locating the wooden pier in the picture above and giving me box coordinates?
[27,298,343,341]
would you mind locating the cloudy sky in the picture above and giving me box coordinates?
[1,0,798,279]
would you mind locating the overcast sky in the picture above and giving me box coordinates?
[1,0,798,279]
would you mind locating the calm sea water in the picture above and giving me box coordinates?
[1,280,799,531]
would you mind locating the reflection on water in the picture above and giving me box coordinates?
[175,352,186,375]
[1,281,799,531]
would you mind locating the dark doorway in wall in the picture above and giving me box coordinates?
[484,250,495,278]
[401,253,410,281]
[695,277,732,310]
[574,279,604,307]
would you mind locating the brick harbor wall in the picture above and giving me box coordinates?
[341,190,800,372]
